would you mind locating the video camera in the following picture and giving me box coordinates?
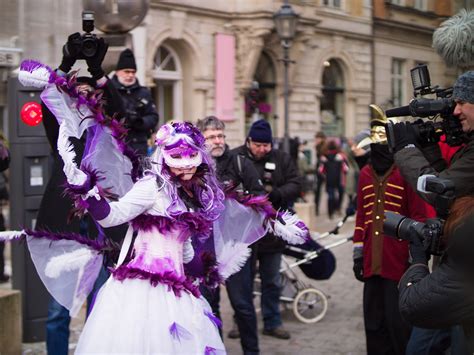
[385,64,464,150]
[383,176,455,256]
[64,11,100,59]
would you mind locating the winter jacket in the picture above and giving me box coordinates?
[111,76,159,156]
[234,144,302,253]
[318,150,348,189]
[216,145,265,196]
[394,134,474,204]
[398,212,474,353]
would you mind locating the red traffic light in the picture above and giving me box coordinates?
[20,101,43,126]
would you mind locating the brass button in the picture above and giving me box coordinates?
[375,231,379,236]
[377,199,381,203]
[375,215,380,220]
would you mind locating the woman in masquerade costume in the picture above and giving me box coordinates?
[3,60,309,354]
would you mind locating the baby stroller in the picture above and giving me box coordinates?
[254,215,353,324]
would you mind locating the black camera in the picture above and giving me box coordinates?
[385,64,464,150]
[65,11,99,59]
[383,176,455,256]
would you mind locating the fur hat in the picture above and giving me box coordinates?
[453,71,474,104]
[116,49,137,71]
[248,119,272,143]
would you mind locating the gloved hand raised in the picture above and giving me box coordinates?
[58,32,81,73]
[86,37,108,80]
[390,122,417,153]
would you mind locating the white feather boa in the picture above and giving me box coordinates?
[45,248,96,279]
[217,242,251,279]
[268,211,308,245]
[0,230,25,242]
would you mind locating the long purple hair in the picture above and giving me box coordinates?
[144,122,225,221]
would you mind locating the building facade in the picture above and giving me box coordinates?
[0,0,466,151]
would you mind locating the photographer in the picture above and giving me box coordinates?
[41,31,126,355]
[391,71,474,203]
[398,196,474,353]
[111,49,159,156]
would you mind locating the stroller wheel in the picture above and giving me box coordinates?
[293,288,328,324]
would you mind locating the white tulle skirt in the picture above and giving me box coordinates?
[75,277,225,354]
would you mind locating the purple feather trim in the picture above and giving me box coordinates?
[48,70,141,181]
[131,212,213,235]
[204,310,222,329]
[225,190,276,220]
[20,59,52,74]
[204,346,217,355]
[112,265,201,298]
[169,322,192,342]
[25,229,106,252]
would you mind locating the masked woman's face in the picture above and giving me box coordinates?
[169,166,197,181]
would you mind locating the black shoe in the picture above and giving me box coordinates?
[227,327,240,339]
[0,274,10,283]
[262,327,290,340]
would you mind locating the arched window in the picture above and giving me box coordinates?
[152,45,183,122]
[321,59,345,137]
[247,52,277,133]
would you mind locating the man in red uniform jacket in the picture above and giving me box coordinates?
[352,138,429,355]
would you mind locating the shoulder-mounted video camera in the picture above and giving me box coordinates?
[383,176,454,256]
[64,11,100,59]
[385,64,464,150]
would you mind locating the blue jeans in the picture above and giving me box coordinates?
[86,265,110,316]
[258,252,282,330]
[407,326,469,355]
[226,257,259,354]
[46,298,70,355]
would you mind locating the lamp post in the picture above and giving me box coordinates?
[273,1,299,154]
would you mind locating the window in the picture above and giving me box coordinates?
[323,0,341,8]
[414,0,427,11]
[152,44,182,122]
[390,0,404,5]
[321,59,345,137]
[391,59,405,107]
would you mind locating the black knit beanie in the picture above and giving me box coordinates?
[248,119,272,143]
[116,48,137,71]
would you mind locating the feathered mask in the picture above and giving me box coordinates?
[155,122,205,169]
[357,105,398,149]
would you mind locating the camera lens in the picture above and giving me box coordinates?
[82,37,98,58]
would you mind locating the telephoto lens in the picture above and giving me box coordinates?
[383,211,425,240]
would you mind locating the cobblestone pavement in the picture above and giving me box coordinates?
[3,198,367,354]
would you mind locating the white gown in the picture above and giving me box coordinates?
[75,177,225,354]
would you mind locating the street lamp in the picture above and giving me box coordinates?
[273,1,299,154]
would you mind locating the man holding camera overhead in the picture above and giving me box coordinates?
[390,71,474,202]
[111,49,159,156]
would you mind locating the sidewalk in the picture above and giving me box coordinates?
[2,196,366,354]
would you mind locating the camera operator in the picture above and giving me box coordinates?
[398,196,474,354]
[390,71,474,202]
[111,49,159,156]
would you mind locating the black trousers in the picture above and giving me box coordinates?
[363,276,411,355]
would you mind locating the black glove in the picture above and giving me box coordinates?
[353,257,364,282]
[59,32,81,73]
[86,37,108,80]
[391,122,416,153]
[268,188,282,206]
[408,226,429,265]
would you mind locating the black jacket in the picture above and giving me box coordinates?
[111,76,159,156]
[398,214,474,353]
[215,145,264,196]
[234,144,302,253]
[394,134,474,204]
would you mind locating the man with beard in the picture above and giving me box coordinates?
[197,116,264,355]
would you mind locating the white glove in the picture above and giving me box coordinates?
[63,162,88,186]
[183,238,195,264]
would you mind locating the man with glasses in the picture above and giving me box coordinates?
[197,116,264,355]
